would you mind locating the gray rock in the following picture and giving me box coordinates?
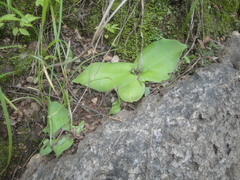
[22,36,240,180]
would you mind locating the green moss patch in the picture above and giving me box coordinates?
[85,0,240,60]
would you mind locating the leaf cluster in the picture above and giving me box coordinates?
[73,39,187,114]
[0,1,40,36]
[40,101,84,157]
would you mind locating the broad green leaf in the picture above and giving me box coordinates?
[118,79,145,102]
[13,27,18,36]
[109,98,121,115]
[52,136,74,157]
[43,101,70,136]
[0,14,20,21]
[40,139,52,156]
[73,39,186,105]
[40,101,77,157]
[140,71,168,82]
[135,39,187,83]
[19,28,30,36]
[73,62,136,92]
[0,22,4,27]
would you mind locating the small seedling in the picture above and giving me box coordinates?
[96,23,120,38]
[0,12,40,36]
[40,101,84,157]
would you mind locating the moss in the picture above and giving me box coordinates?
[114,1,170,60]
[85,0,240,61]
[0,136,9,172]
[0,123,40,178]
[0,47,33,81]
[213,0,239,13]
[85,0,187,60]
[12,0,39,15]
[199,0,240,37]
[0,128,27,176]
[86,0,176,61]
[11,51,33,76]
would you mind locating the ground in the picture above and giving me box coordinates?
[0,0,238,179]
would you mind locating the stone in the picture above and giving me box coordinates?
[21,35,240,180]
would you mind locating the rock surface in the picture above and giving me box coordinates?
[22,35,240,180]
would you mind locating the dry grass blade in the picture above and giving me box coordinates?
[41,62,58,95]
[92,0,115,45]
[92,0,128,46]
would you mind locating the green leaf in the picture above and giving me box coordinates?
[44,55,56,60]
[25,14,41,22]
[21,23,33,27]
[109,98,121,115]
[73,62,136,92]
[73,39,186,105]
[0,72,13,79]
[35,0,44,6]
[118,79,145,102]
[19,28,30,36]
[12,27,19,36]
[74,121,85,134]
[139,71,168,82]
[184,56,190,63]
[0,1,26,21]
[0,45,22,50]
[52,135,74,157]
[39,139,52,156]
[0,14,20,21]
[144,87,150,96]
[182,0,199,32]
[43,101,70,136]
[135,39,187,83]
[20,14,40,24]
[40,101,72,157]
[0,88,13,173]
[104,23,120,33]
[0,22,4,27]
